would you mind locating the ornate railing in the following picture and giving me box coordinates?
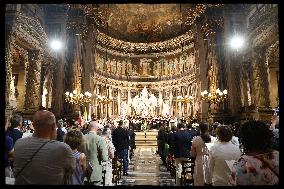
[92,71,196,90]
[94,68,195,82]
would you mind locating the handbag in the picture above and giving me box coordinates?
[85,162,94,181]
[5,166,15,185]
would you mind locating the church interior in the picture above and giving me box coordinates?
[5,4,279,186]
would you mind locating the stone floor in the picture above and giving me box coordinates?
[120,146,175,186]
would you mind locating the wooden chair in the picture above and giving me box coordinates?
[112,155,123,185]
[166,154,176,183]
[112,156,120,185]
[180,157,195,186]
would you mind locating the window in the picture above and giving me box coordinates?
[47,23,61,38]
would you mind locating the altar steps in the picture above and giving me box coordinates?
[135,131,158,146]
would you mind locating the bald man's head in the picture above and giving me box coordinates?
[33,110,56,139]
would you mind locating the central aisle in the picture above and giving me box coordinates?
[120,146,175,186]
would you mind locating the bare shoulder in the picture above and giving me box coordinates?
[80,153,86,160]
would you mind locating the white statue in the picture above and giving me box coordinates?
[41,87,48,108]
[131,86,157,117]
[162,100,170,117]
[9,76,17,108]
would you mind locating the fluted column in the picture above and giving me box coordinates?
[117,88,121,115]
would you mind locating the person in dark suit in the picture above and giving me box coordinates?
[157,124,167,165]
[186,123,198,137]
[128,126,136,160]
[112,120,130,175]
[167,126,178,155]
[173,123,195,186]
[6,114,23,144]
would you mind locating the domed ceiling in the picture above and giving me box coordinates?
[97,4,186,43]
[70,4,215,43]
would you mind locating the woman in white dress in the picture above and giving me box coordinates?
[190,122,216,186]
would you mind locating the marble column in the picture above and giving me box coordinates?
[117,88,121,115]
[24,49,43,110]
[127,89,131,115]
[178,101,182,118]
[169,89,173,116]
[158,90,163,116]
[109,86,112,117]
[5,35,15,109]
[94,85,99,118]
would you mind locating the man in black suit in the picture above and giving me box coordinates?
[6,114,23,144]
[186,123,198,137]
[173,123,195,186]
[112,120,130,175]
[128,126,136,160]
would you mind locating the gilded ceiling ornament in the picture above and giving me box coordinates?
[96,29,193,54]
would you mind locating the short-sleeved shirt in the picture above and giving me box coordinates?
[5,136,14,166]
[14,137,76,185]
[6,128,23,144]
[230,151,279,185]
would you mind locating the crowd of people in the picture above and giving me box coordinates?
[156,114,279,186]
[5,109,279,185]
[5,111,135,185]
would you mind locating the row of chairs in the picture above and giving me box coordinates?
[166,154,195,186]
[112,155,123,185]
[166,154,176,178]
[180,158,195,186]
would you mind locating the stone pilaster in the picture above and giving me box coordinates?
[169,89,173,116]
[127,89,131,115]
[117,88,121,115]
[109,86,113,117]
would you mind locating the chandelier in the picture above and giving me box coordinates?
[176,95,194,103]
[201,88,227,104]
[130,86,158,117]
[97,95,113,104]
[65,90,92,105]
